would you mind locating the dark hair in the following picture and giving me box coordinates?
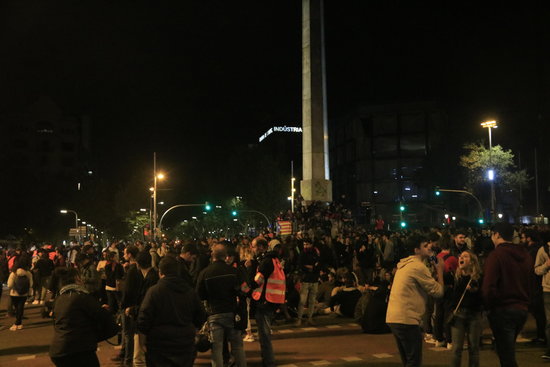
[492,223,514,242]
[75,253,89,265]
[181,243,199,255]
[106,251,117,261]
[256,238,268,249]
[136,251,152,269]
[57,267,80,287]
[452,229,466,236]
[125,245,139,259]
[159,256,178,277]
[428,232,440,242]
[524,229,538,242]
[404,235,428,255]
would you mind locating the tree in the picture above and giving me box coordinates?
[459,142,530,215]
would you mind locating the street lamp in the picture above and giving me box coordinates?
[481,120,498,222]
[60,209,79,242]
[152,152,166,240]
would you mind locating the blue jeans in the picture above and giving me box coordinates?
[208,313,246,367]
[255,303,276,367]
[388,323,423,367]
[450,310,482,367]
[488,308,527,367]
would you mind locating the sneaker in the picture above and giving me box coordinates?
[541,353,550,360]
[435,340,446,348]
[16,324,23,330]
[9,324,17,331]
[243,334,255,342]
[424,335,437,344]
[32,300,40,305]
[447,343,453,350]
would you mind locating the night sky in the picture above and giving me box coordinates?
[2,1,550,235]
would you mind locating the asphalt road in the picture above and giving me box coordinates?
[0,293,547,367]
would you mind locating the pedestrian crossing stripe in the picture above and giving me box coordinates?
[341,357,362,361]
[310,360,331,366]
[17,356,36,361]
[373,353,393,358]
[302,327,318,331]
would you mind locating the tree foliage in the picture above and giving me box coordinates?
[459,142,530,192]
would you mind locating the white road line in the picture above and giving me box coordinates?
[278,329,294,334]
[302,327,318,331]
[278,364,299,367]
[373,353,393,359]
[311,360,331,366]
[342,357,363,362]
[325,325,342,329]
[17,355,36,361]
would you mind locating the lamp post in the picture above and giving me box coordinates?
[60,209,79,242]
[152,152,165,241]
[481,120,497,222]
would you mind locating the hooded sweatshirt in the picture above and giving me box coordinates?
[138,276,206,353]
[534,245,550,292]
[386,256,444,325]
[482,243,533,311]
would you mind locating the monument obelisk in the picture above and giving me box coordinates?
[301,0,332,202]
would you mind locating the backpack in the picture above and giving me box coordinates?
[14,274,30,295]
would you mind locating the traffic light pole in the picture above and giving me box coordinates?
[436,188,484,222]
[157,203,207,233]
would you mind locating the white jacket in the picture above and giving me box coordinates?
[7,268,34,297]
[386,255,443,325]
[534,246,550,292]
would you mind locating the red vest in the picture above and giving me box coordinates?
[252,258,286,304]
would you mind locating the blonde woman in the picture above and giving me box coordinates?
[449,250,483,367]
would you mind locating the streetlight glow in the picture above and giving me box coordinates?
[487,169,495,181]
[60,210,68,214]
[481,120,497,128]
[157,173,165,180]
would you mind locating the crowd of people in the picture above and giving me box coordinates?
[0,201,549,367]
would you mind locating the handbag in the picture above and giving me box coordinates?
[446,278,472,326]
[195,322,212,353]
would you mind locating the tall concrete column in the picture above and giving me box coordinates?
[301,0,332,202]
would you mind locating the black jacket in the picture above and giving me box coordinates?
[138,276,206,353]
[177,256,195,288]
[121,263,142,309]
[50,285,117,358]
[196,260,241,315]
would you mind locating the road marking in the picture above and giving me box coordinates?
[17,355,36,361]
[303,327,318,331]
[311,360,331,366]
[278,329,294,334]
[342,357,363,362]
[325,325,342,329]
[373,353,393,359]
[279,364,299,367]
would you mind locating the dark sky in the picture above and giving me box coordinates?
[2,1,549,197]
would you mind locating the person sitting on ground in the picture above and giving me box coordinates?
[328,272,362,318]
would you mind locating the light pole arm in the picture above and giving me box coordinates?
[158,204,206,230]
[240,210,271,228]
[438,189,483,219]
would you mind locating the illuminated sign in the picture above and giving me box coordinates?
[259,126,302,142]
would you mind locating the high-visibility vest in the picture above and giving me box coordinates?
[252,258,286,304]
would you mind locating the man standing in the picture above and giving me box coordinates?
[251,238,286,367]
[295,238,320,326]
[482,223,534,367]
[386,235,444,367]
[138,256,206,367]
[534,232,550,360]
[196,244,247,367]
[177,243,199,288]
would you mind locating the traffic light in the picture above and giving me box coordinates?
[478,218,484,224]
[205,203,212,211]
[399,205,405,212]
[231,210,238,216]
[435,190,440,196]
[400,221,407,228]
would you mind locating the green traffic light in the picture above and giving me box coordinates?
[232,210,238,216]
[400,221,407,228]
[400,206,405,211]
[435,191,440,196]
[478,219,484,224]
[205,204,212,211]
